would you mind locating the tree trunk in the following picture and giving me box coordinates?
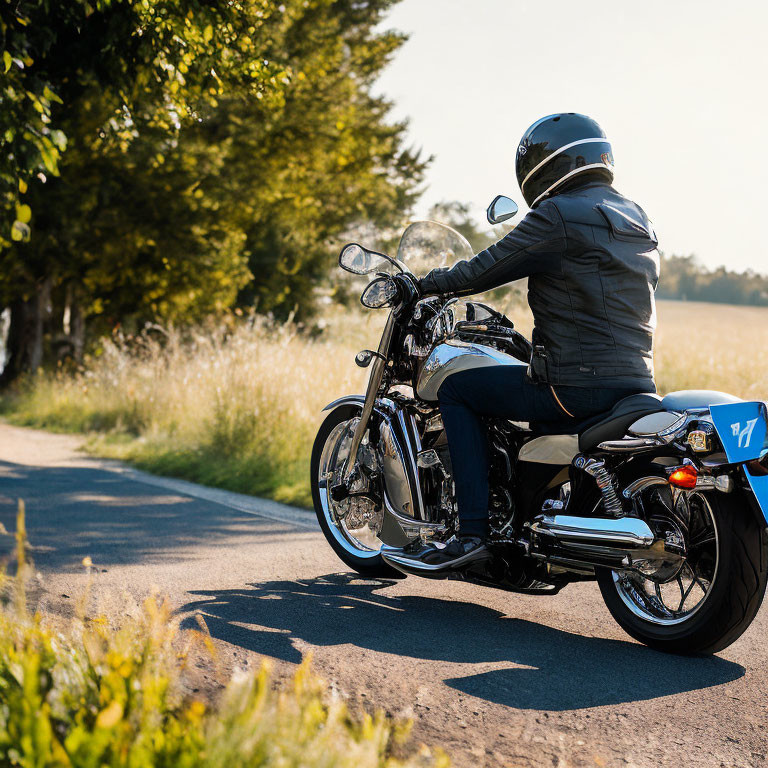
[0,277,53,387]
[67,284,86,363]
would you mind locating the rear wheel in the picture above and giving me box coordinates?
[598,488,768,654]
[311,404,406,578]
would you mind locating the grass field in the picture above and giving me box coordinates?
[2,300,767,509]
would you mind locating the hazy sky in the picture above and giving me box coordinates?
[375,0,767,272]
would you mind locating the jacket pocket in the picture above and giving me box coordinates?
[596,203,657,245]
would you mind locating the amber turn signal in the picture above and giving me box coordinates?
[668,465,699,489]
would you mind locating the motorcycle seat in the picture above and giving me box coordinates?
[528,392,665,451]
[578,393,664,450]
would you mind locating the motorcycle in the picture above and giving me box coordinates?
[310,195,768,654]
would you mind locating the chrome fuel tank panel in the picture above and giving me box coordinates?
[416,339,526,401]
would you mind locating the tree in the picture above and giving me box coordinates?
[1,0,293,380]
[1,0,425,382]
[215,0,427,318]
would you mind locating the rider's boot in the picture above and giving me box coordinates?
[382,533,489,570]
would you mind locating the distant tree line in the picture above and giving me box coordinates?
[658,255,768,307]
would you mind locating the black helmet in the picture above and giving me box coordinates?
[516,113,614,207]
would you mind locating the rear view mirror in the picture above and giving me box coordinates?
[339,243,390,275]
[486,195,519,225]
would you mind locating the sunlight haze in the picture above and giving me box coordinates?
[376,0,767,273]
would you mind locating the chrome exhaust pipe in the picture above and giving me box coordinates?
[528,514,683,575]
[528,514,655,548]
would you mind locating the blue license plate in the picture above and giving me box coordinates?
[710,401,768,524]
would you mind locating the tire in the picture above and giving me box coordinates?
[597,489,768,654]
[311,404,405,579]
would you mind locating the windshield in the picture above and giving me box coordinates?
[396,221,473,276]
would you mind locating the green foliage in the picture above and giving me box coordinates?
[0,0,425,379]
[0,501,448,767]
[223,1,427,318]
[658,254,768,306]
[1,0,289,249]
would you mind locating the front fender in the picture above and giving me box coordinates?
[322,394,365,412]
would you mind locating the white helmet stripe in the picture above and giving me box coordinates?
[521,137,610,191]
[530,163,612,208]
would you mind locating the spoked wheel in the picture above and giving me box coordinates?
[310,404,408,578]
[598,488,768,654]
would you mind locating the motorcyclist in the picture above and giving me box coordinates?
[389,113,660,569]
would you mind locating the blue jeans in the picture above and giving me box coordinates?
[437,366,645,537]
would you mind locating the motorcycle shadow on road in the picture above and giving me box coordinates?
[178,572,745,711]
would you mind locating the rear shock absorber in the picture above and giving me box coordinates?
[573,455,624,517]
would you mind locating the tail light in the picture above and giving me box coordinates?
[667,464,699,489]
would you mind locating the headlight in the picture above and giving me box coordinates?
[361,277,397,308]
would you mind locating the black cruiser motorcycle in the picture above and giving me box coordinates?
[311,196,768,654]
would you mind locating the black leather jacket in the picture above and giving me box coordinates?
[419,180,659,390]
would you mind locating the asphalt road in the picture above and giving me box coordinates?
[1,423,767,768]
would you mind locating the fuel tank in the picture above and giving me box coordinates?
[416,339,527,402]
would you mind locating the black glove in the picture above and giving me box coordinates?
[418,267,454,297]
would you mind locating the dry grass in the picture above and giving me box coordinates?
[2,300,767,509]
[654,301,768,399]
[1,312,379,507]
[477,298,768,399]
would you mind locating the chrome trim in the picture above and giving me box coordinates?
[612,492,720,626]
[687,430,712,453]
[597,437,663,452]
[656,413,688,437]
[317,418,406,556]
[417,449,442,469]
[381,546,489,574]
[425,413,444,432]
[599,407,721,454]
[321,395,426,525]
[398,408,425,519]
[628,411,685,437]
[695,474,733,493]
[529,514,656,548]
[381,493,445,537]
[379,419,415,519]
[322,394,365,412]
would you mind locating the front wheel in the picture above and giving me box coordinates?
[311,404,407,579]
[598,488,768,654]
